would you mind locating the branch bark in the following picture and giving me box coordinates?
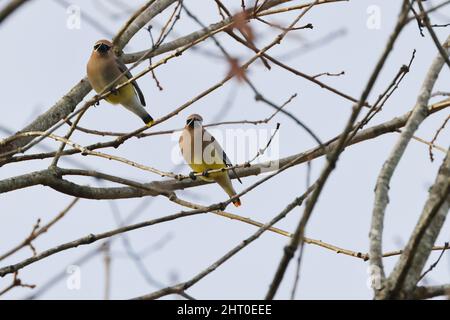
[413,284,450,299]
[381,147,450,299]
[370,34,450,297]
[113,0,178,50]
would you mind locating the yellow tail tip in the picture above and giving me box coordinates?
[145,119,154,127]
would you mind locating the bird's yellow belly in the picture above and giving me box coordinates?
[189,162,226,179]
[104,83,135,105]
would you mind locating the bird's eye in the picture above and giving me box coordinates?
[94,43,110,51]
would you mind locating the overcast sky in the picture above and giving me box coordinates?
[0,0,449,299]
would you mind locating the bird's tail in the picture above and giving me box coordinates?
[143,114,154,127]
[216,173,241,207]
[122,98,153,126]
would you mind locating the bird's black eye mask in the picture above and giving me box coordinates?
[94,43,110,52]
[186,119,195,127]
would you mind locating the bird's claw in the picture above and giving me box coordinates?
[110,87,119,95]
[189,172,197,180]
[93,95,101,106]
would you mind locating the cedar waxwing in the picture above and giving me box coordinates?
[86,39,154,126]
[179,114,242,207]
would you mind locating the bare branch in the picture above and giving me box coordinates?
[382,147,450,299]
[133,185,315,300]
[0,198,79,262]
[413,284,450,299]
[370,34,450,298]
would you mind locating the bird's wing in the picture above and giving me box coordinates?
[222,150,242,184]
[115,58,146,106]
[203,129,242,184]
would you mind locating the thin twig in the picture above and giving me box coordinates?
[418,242,449,282]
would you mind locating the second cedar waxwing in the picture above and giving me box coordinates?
[179,114,242,207]
[86,39,154,126]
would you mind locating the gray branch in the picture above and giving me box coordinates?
[114,0,179,50]
[413,284,450,299]
[382,147,450,298]
[369,34,450,296]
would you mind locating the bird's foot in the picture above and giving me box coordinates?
[202,170,210,178]
[110,87,119,95]
[189,171,197,180]
[93,95,101,106]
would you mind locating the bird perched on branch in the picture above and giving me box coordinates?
[179,114,242,207]
[87,39,154,126]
